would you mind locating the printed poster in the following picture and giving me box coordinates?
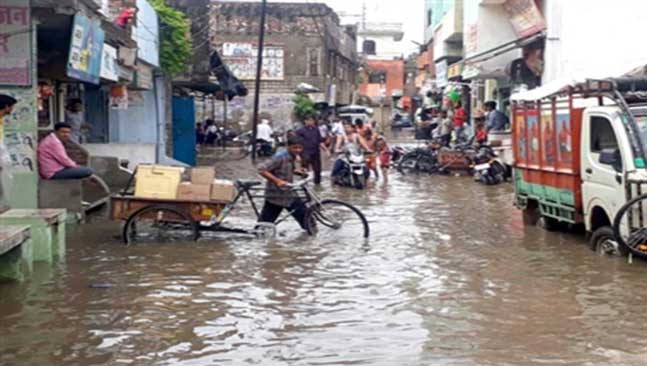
[527,111,540,165]
[557,112,572,165]
[515,114,527,164]
[67,14,105,85]
[504,0,547,38]
[222,43,285,81]
[4,131,35,172]
[0,0,31,85]
[541,111,556,166]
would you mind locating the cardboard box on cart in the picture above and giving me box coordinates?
[177,182,211,201]
[191,167,216,185]
[211,179,237,202]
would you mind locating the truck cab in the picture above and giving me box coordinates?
[512,79,647,256]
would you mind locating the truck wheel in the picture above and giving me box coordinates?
[522,207,539,226]
[539,217,562,232]
[590,226,625,257]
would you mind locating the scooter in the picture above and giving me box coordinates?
[333,147,369,190]
[472,146,509,185]
[235,131,274,157]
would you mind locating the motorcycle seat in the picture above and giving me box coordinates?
[236,180,263,190]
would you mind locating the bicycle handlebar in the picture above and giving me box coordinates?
[286,177,313,189]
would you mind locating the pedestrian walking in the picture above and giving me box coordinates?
[65,99,85,143]
[453,101,467,140]
[375,136,391,183]
[438,110,453,147]
[296,116,329,185]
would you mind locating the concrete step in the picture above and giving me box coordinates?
[0,225,31,282]
[0,209,66,263]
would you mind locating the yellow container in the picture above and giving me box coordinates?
[134,165,185,199]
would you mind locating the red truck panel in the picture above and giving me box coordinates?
[513,98,584,212]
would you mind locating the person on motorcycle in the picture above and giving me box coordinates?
[257,136,309,230]
[331,121,372,179]
[256,119,274,156]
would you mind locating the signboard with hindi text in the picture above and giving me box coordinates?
[0,0,31,86]
[504,0,546,38]
[221,43,285,81]
[67,14,105,85]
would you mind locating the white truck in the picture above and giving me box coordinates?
[511,78,647,256]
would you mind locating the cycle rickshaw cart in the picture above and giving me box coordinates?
[111,174,370,245]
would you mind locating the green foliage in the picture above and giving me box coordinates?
[149,0,192,77]
[292,93,316,121]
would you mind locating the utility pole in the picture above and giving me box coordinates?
[251,0,268,162]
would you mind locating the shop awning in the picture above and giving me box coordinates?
[463,32,545,65]
[461,32,545,80]
[209,50,248,100]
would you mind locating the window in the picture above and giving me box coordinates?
[308,48,320,77]
[590,116,619,153]
[362,40,376,55]
[328,51,337,77]
[368,71,386,84]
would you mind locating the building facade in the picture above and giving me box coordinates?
[357,22,405,61]
[0,0,173,209]
[208,1,358,129]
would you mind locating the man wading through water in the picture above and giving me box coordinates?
[258,136,310,231]
[297,116,329,185]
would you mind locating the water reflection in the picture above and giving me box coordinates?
[2,172,647,365]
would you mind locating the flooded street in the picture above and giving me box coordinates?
[2,160,647,366]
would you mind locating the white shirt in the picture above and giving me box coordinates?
[257,122,273,142]
[331,122,345,137]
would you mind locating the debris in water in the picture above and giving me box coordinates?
[89,283,114,289]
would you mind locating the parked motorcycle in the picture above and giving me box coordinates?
[471,146,510,185]
[397,140,443,174]
[235,131,275,158]
[333,147,370,190]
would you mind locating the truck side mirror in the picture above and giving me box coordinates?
[599,148,622,172]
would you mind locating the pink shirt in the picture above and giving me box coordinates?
[37,133,77,179]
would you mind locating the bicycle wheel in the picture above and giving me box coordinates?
[613,194,647,258]
[306,199,370,238]
[122,205,199,245]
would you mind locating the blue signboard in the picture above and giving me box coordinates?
[135,0,160,67]
[67,14,105,84]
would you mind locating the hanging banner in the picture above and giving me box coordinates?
[504,0,546,38]
[100,43,119,81]
[110,85,128,110]
[67,14,105,84]
[0,0,31,86]
[435,60,448,88]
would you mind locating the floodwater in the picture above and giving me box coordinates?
[3,162,647,365]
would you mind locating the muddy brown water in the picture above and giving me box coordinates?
[2,165,647,365]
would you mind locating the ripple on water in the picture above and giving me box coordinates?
[2,171,647,365]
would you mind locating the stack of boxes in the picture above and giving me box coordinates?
[133,165,237,203]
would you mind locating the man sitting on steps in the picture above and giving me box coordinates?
[38,123,94,180]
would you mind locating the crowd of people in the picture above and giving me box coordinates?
[294,115,393,184]
[415,100,510,146]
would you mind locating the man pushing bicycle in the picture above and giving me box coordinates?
[257,135,309,230]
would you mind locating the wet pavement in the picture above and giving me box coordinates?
[3,155,647,365]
